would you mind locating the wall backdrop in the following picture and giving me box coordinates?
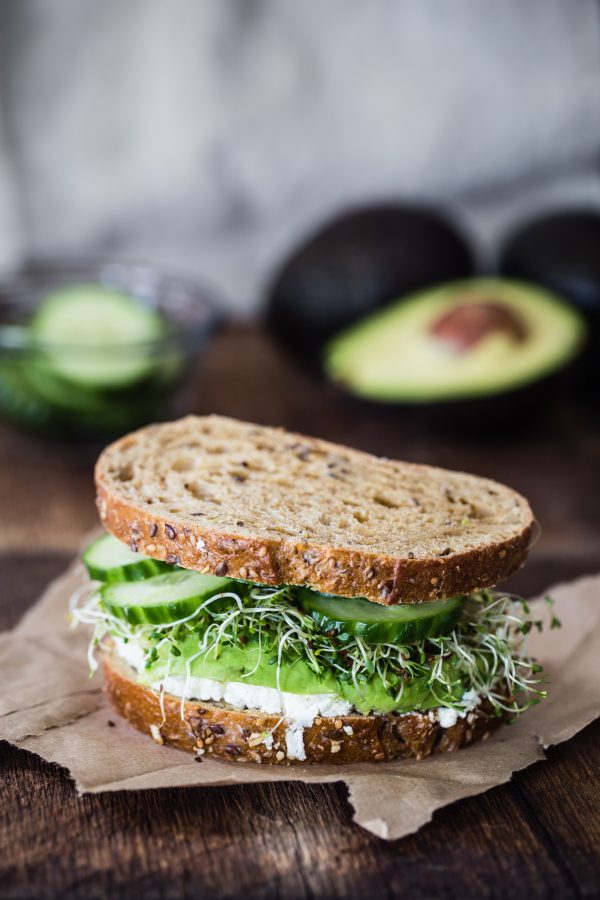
[1,0,599,312]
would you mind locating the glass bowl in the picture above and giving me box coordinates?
[0,259,224,440]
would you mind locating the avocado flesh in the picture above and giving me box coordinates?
[324,278,586,403]
[136,636,467,716]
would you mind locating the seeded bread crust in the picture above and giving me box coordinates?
[95,415,534,604]
[103,649,504,765]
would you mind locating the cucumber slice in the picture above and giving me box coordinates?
[101,570,235,624]
[298,588,464,643]
[31,284,166,388]
[83,534,172,583]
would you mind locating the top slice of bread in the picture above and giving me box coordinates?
[95,415,534,604]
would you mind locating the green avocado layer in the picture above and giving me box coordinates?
[134,635,467,715]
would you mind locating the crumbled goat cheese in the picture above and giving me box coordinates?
[437,690,481,728]
[285,722,307,761]
[113,636,147,671]
[437,707,460,728]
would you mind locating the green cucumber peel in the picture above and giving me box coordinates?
[83,533,172,583]
[100,569,235,624]
[298,587,464,643]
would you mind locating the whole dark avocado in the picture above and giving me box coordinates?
[499,210,600,341]
[266,205,473,358]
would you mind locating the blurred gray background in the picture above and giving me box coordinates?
[0,0,599,313]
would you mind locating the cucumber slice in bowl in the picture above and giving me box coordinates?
[298,588,464,643]
[83,534,173,583]
[31,284,167,388]
[101,570,235,625]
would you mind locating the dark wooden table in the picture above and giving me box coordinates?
[1,327,599,899]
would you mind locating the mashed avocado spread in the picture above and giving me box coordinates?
[134,636,467,715]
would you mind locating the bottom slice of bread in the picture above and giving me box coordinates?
[103,650,504,765]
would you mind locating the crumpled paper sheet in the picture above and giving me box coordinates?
[1,558,599,841]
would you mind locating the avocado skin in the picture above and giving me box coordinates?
[499,210,599,383]
[266,205,473,359]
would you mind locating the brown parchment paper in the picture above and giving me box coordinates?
[1,557,599,841]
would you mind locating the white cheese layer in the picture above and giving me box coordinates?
[156,674,352,728]
[112,637,480,760]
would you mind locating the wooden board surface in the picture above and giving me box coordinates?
[1,326,599,899]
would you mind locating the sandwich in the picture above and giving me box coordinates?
[72,415,552,765]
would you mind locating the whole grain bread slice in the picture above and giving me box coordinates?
[95,415,533,604]
[103,648,504,765]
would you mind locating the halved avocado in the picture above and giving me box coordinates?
[324,278,586,404]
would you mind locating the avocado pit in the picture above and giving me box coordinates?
[430,300,528,353]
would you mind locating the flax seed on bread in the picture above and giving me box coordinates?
[95,415,533,604]
[102,648,504,765]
